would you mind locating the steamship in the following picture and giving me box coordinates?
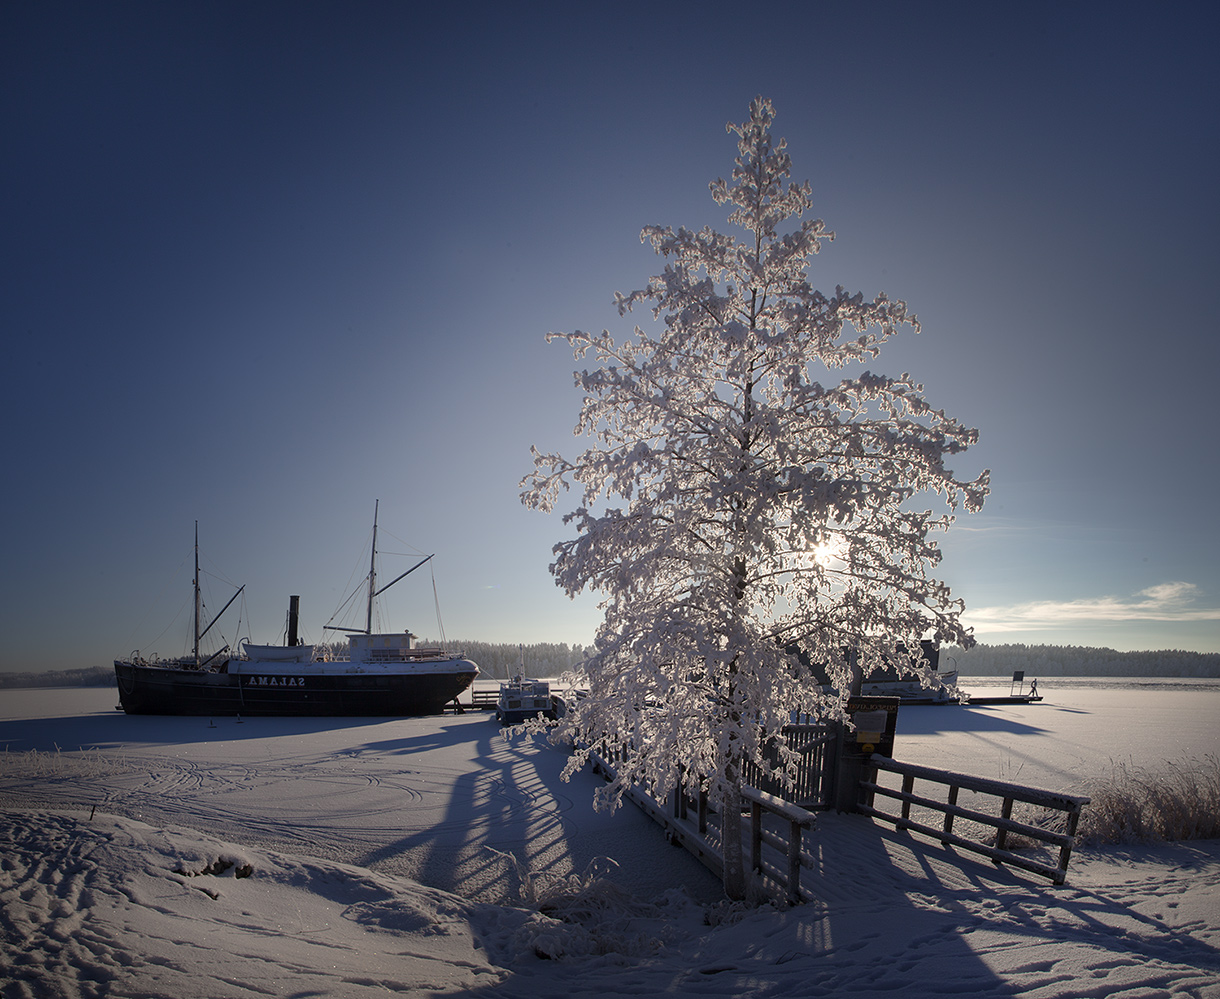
[114,508,479,717]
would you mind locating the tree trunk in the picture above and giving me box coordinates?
[848,645,863,697]
[720,780,747,899]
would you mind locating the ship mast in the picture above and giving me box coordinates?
[366,499,378,635]
[193,520,201,666]
[322,501,433,638]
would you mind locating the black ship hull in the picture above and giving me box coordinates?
[114,661,477,717]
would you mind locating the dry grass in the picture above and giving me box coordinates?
[1077,755,1220,845]
[0,746,128,781]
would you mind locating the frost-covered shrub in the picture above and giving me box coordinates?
[486,849,698,960]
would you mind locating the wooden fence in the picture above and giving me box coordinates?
[742,786,817,904]
[583,723,1090,898]
[858,755,1091,885]
[739,724,836,809]
[589,745,819,905]
[468,689,498,710]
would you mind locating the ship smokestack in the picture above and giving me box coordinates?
[287,595,300,647]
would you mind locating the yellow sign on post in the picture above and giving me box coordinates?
[845,697,900,758]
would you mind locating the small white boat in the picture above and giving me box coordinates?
[496,649,564,724]
[496,676,561,724]
[861,668,960,704]
[858,641,960,703]
[789,639,961,704]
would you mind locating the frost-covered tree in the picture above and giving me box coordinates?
[522,97,988,898]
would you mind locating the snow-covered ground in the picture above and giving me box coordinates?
[2,679,1218,997]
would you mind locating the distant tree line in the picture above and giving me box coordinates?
[336,640,1220,679]
[415,640,589,680]
[313,640,588,679]
[2,643,1215,688]
[0,666,116,689]
[942,644,1220,678]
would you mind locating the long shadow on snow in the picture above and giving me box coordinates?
[350,716,724,905]
[0,711,399,752]
[434,820,1220,999]
[796,814,1220,995]
[432,812,1027,998]
[892,702,1083,738]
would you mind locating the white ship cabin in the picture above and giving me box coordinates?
[347,631,455,663]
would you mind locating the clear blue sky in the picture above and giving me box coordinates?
[3,1,1217,672]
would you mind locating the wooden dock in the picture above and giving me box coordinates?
[964,694,1044,705]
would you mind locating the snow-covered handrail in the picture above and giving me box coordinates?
[588,743,819,904]
[859,755,1090,885]
[741,786,817,904]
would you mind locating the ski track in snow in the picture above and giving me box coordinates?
[1,810,528,998]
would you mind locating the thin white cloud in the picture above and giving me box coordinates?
[964,582,1220,632]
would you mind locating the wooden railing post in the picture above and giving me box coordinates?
[899,774,915,828]
[943,785,959,844]
[1057,801,1084,885]
[751,799,764,876]
[996,797,1014,852]
[786,818,803,904]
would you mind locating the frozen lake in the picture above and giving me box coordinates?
[0,685,727,904]
[1,677,1215,903]
[904,676,1220,793]
[2,679,1219,998]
